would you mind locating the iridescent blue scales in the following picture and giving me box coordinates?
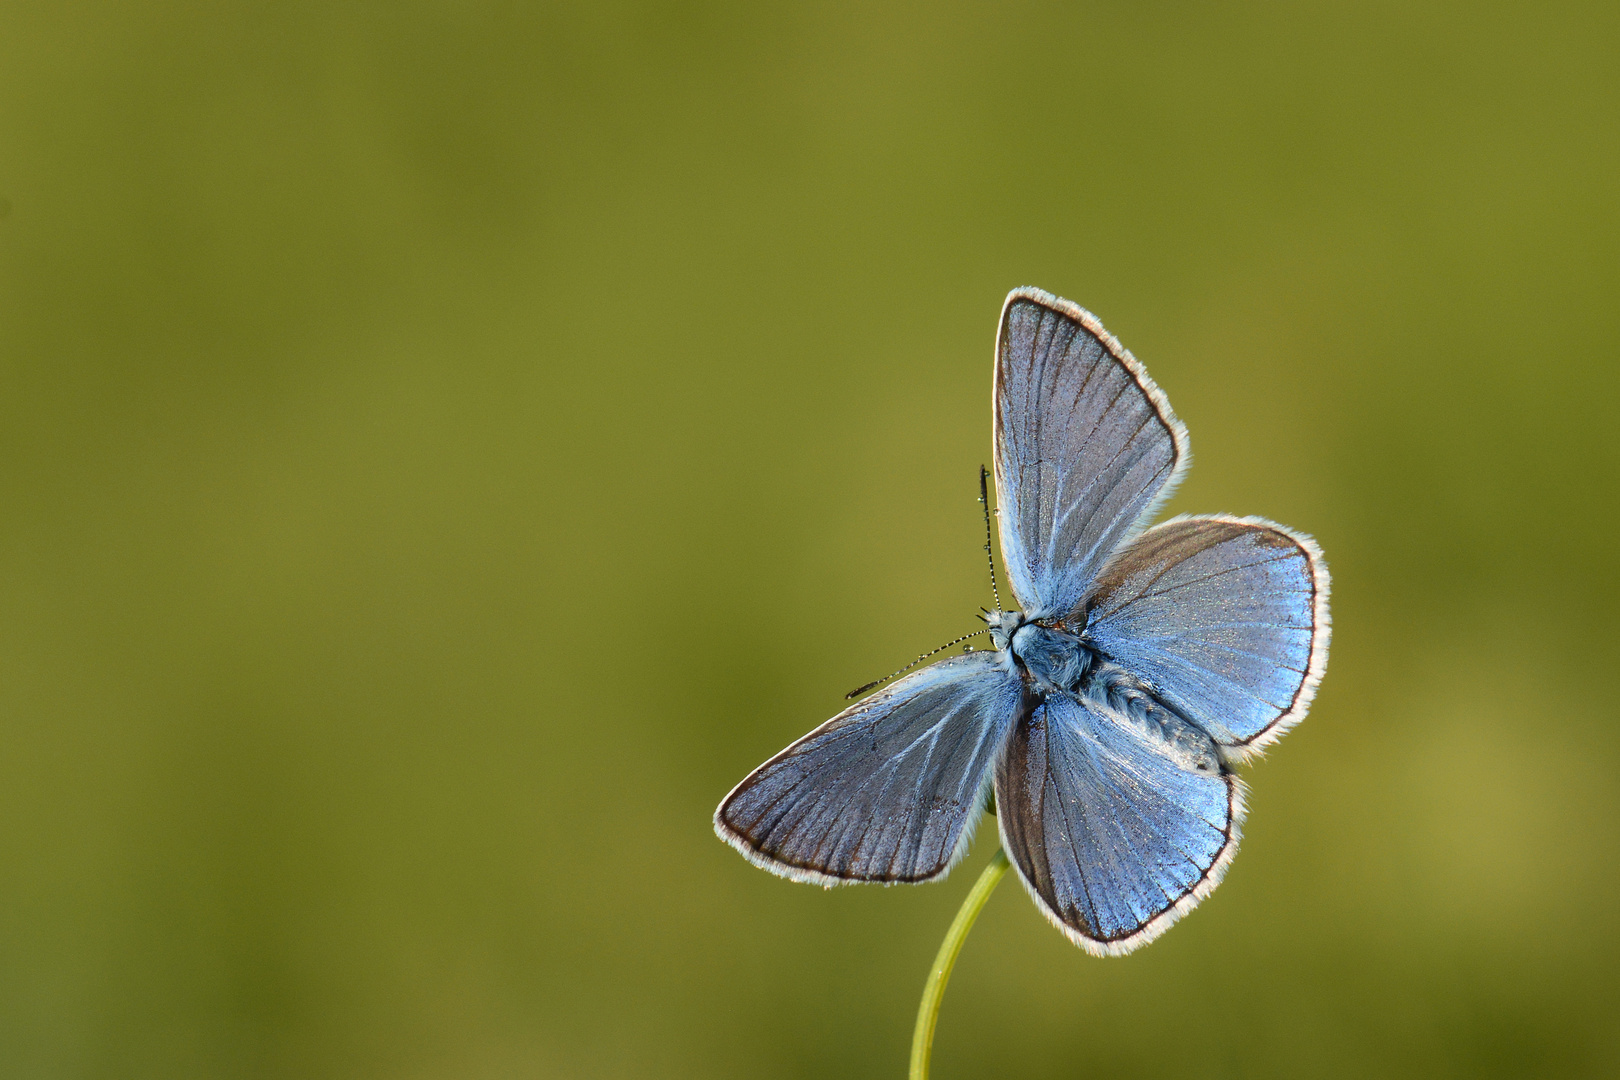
[715,288,1330,955]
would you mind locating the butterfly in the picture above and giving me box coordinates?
[714,287,1330,955]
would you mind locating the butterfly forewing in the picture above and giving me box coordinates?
[715,653,1022,885]
[993,288,1188,618]
[995,691,1242,955]
[1083,515,1331,755]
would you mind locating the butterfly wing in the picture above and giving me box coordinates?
[995,690,1243,955]
[993,287,1189,618]
[1083,515,1331,758]
[715,653,1023,885]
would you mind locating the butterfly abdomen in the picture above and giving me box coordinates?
[1082,662,1223,776]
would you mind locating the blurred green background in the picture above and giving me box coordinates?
[2,2,1617,1077]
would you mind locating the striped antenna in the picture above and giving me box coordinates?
[842,469,1005,700]
[979,465,1002,612]
[844,628,990,700]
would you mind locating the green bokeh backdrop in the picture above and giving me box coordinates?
[3,3,1617,1077]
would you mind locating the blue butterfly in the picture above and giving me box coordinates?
[715,287,1331,955]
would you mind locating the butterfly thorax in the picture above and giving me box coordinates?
[986,609,1093,693]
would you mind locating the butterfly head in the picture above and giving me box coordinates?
[983,608,1026,652]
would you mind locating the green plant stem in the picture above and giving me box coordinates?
[909,847,1010,1080]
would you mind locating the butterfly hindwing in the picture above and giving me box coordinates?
[993,288,1189,618]
[1083,515,1331,756]
[995,690,1243,955]
[715,653,1022,885]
